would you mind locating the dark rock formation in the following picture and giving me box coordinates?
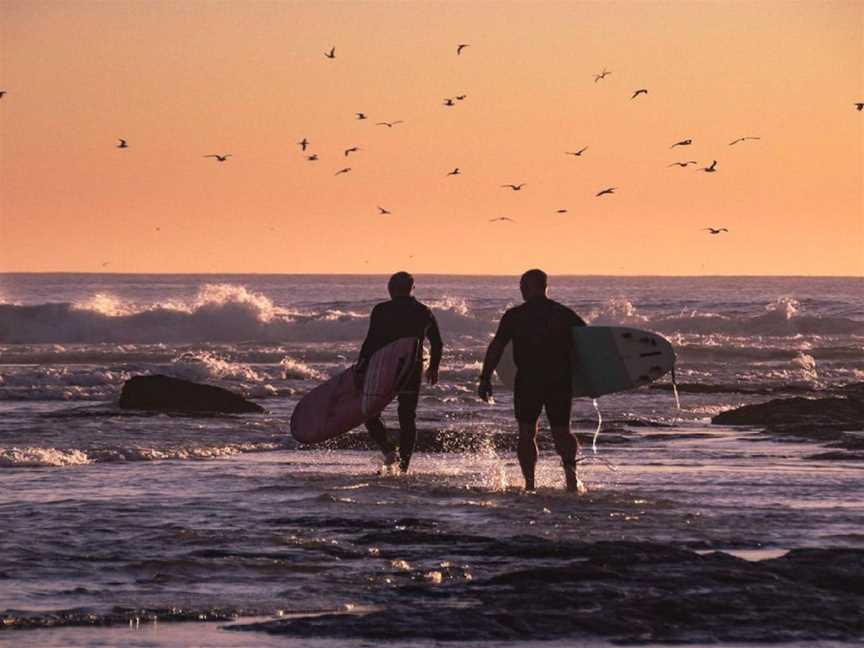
[118,375,264,414]
[711,383,864,452]
[712,395,864,428]
[227,539,864,644]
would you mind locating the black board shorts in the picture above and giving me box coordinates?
[514,376,573,426]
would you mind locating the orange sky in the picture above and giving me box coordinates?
[1,0,862,275]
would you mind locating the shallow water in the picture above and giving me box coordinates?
[1,274,862,644]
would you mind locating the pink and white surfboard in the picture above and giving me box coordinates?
[290,337,418,444]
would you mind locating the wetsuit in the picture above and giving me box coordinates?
[483,296,586,426]
[358,296,443,470]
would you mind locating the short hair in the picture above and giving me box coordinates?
[520,269,547,292]
[387,271,414,296]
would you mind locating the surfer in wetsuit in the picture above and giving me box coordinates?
[357,272,443,473]
[478,269,587,492]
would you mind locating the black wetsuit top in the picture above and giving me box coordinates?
[358,296,443,379]
[484,296,586,387]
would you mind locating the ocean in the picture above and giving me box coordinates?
[1,274,862,646]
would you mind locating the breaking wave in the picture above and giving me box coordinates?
[1,286,862,346]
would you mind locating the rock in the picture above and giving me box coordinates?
[712,396,864,428]
[118,375,264,414]
[227,539,864,643]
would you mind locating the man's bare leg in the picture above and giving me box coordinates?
[551,425,581,492]
[517,422,539,490]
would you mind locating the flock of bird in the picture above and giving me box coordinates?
[1,48,861,242]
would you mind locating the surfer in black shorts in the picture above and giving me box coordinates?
[357,272,443,473]
[478,269,587,492]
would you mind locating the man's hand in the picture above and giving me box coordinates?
[478,376,493,402]
[425,366,439,386]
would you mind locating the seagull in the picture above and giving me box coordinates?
[325,46,335,59]
[378,206,391,215]
[344,146,360,156]
[729,136,761,145]
[443,98,455,106]
[703,160,718,173]
[671,139,693,148]
[101,261,110,268]
[596,187,616,197]
[501,183,526,191]
[298,138,309,151]
[668,160,698,167]
[335,167,351,175]
[0,91,6,99]
[855,103,863,111]
[704,227,728,234]
[376,120,403,127]
[455,94,467,101]
[489,217,515,223]
[556,209,568,214]
[306,154,318,161]
[204,154,231,162]
[447,168,461,176]
[356,112,367,120]
[116,139,128,148]
[631,89,648,99]
[457,44,470,55]
[565,147,588,157]
[593,68,611,82]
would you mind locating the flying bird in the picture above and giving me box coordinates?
[489,217,515,223]
[443,98,455,106]
[344,146,360,156]
[631,89,648,99]
[457,44,470,55]
[335,167,351,175]
[376,120,403,127]
[703,160,718,173]
[704,228,728,235]
[501,183,526,191]
[596,187,616,197]
[729,136,760,146]
[204,154,231,162]
[356,113,367,120]
[0,91,6,99]
[594,68,611,82]
[447,168,461,176]
[116,139,128,149]
[455,94,467,101]
[325,47,335,59]
[855,103,863,111]
[298,138,309,151]
[671,139,692,148]
[378,206,391,215]
[668,160,698,167]
[306,154,318,161]
[556,209,568,214]
[565,147,588,156]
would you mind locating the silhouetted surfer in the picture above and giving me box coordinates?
[357,272,443,473]
[478,270,587,492]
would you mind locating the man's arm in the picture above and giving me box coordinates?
[358,304,382,362]
[426,309,443,374]
[478,313,513,400]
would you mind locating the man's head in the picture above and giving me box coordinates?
[387,271,414,297]
[519,269,548,301]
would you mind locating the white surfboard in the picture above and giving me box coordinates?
[495,326,675,398]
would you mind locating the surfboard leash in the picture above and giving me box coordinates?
[591,398,603,454]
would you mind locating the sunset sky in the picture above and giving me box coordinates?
[1,0,862,275]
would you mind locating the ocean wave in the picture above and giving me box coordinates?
[0,283,488,344]
[0,442,281,468]
[2,286,862,346]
